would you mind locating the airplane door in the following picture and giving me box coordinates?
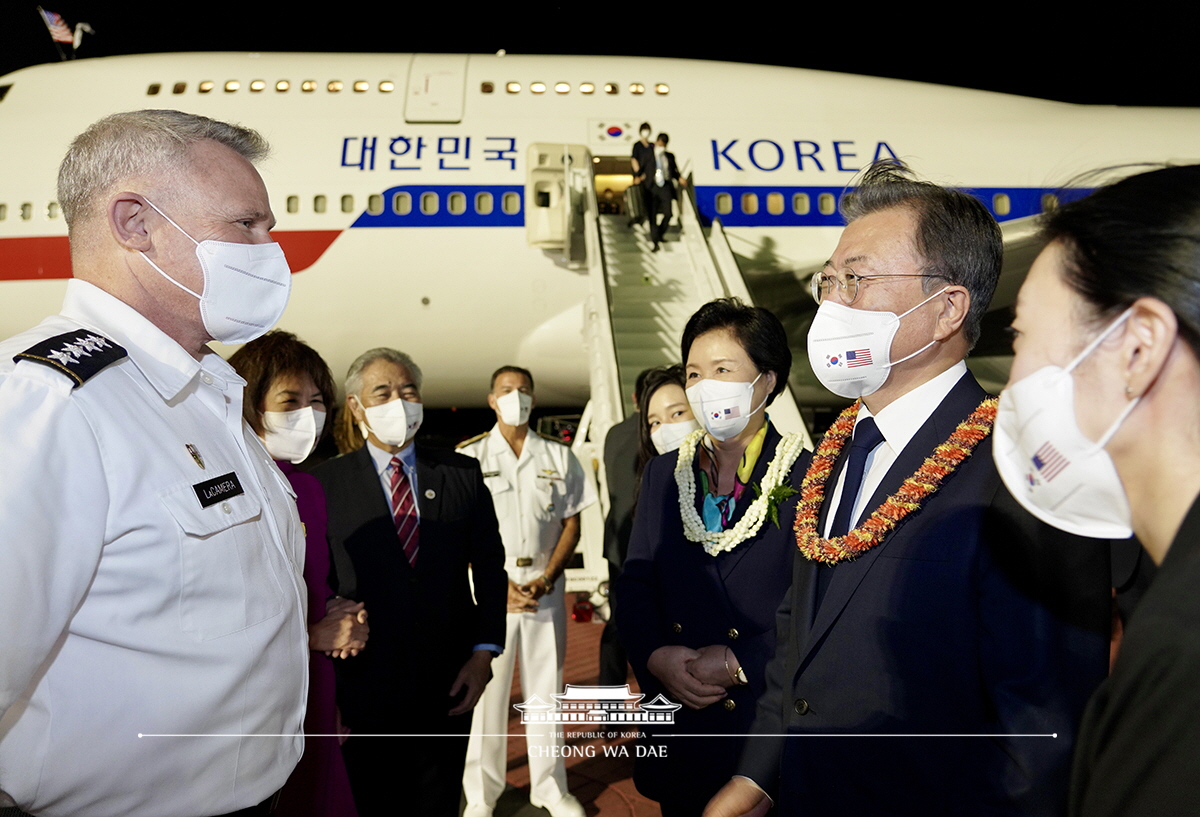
[405,54,468,123]
[526,143,590,251]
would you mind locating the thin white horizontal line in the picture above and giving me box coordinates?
[138,732,1057,739]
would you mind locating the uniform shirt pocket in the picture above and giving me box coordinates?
[161,479,285,642]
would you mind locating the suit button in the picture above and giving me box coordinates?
[794,698,810,716]
[670,622,682,634]
[723,698,736,711]
[727,628,739,640]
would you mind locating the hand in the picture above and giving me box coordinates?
[507,579,539,613]
[448,649,494,716]
[703,778,771,817]
[519,576,552,602]
[689,644,739,688]
[309,599,369,658]
[646,645,727,709]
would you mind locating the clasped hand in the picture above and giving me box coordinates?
[646,644,740,709]
[309,597,370,658]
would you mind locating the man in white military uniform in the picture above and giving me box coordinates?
[460,366,596,817]
[0,111,308,817]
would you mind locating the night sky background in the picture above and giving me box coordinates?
[1,4,1197,107]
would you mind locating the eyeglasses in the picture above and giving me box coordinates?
[809,267,949,305]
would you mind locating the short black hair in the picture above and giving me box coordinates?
[841,159,1002,350]
[680,298,791,406]
[1042,164,1200,356]
[639,121,652,132]
[633,366,658,404]
[635,365,687,473]
[657,133,669,146]
[490,365,534,392]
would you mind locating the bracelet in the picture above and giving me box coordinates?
[725,646,748,686]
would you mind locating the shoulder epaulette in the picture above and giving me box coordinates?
[14,329,127,388]
[537,431,569,446]
[455,431,489,450]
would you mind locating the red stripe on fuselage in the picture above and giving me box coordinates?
[0,230,342,282]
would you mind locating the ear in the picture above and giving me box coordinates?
[486,392,498,413]
[1124,297,1178,398]
[764,370,777,397]
[109,193,154,252]
[933,286,971,342]
[346,394,366,424]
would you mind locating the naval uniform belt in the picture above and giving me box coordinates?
[515,557,534,567]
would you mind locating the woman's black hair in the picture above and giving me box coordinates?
[1043,164,1200,355]
[635,365,688,479]
[680,298,791,405]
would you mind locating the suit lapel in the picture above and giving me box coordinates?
[715,423,783,582]
[800,373,987,665]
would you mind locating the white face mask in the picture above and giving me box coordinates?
[261,407,326,464]
[360,398,423,448]
[686,372,766,442]
[807,288,947,399]
[993,309,1137,539]
[496,389,532,427]
[139,199,292,345]
[651,418,701,454]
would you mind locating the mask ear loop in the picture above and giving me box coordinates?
[138,197,204,299]
[883,287,950,369]
[1063,307,1138,452]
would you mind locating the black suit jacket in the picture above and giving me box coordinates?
[602,413,641,569]
[739,372,1113,817]
[640,149,681,191]
[313,443,507,732]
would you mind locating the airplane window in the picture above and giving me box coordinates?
[379,81,395,93]
[328,81,344,93]
[172,82,186,94]
[818,193,837,215]
[448,192,467,215]
[286,196,299,214]
[506,82,521,94]
[555,83,570,94]
[353,81,369,92]
[147,84,161,96]
[475,192,494,214]
[392,192,412,215]
[481,82,495,94]
[766,193,784,215]
[421,192,439,215]
[367,194,384,215]
[604,83,618,95]
[502,192,521,214]
[530,83,546,94]
[301,81,317,92]
[341,195,355,213]
[792,193,810,215]
[655,84,669,95]
[276,80,290,92]
[314,195,327,214]
[629,83,645,95]
[224,81,240,92]
[47,202,59,219]
[20,203,32,221]
[1041,193,1059,212]
[0,204,5,220]
[741,193,759,215]
[580,83,595,94]
[715,193,732,215]
[250,80,266,92]
[199,81,214,93]
[993,193,1011,216]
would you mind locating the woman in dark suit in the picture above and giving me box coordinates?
[616,298,808,817]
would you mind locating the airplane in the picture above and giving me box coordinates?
[3,51,1198,586]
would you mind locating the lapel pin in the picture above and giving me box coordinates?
[425,489,436,499]
[186,443,205,469]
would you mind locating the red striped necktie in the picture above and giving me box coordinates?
[389,456,420,568]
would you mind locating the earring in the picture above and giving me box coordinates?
[1125,384,1134,398]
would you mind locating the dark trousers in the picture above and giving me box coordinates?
[340,717,471,817]
[647,183,675,244]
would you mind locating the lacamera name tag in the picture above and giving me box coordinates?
[193,472,245,508]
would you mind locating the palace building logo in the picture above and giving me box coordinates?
[514,684,681,725]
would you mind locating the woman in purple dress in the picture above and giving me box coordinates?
[230,331,367,817]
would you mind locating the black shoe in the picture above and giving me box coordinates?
[652,242,660,252]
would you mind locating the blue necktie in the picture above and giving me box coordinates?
[829,417,885,537]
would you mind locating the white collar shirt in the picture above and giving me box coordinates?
[823,361,969,536]
[366,436,420,519]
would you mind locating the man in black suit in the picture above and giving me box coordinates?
[643,132,685,251]
[704,162,1113,817]
[314,347,507,817]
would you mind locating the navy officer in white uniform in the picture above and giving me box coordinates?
[0,110,308,817]
[459,366,596,817]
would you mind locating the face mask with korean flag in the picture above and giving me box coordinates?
[686,372,766,442]
[993,308,1137,539]
[807,290,947,399]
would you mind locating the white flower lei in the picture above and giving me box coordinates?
[674,428,807,556]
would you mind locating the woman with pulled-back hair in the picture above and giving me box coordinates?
[996,164,1200,816]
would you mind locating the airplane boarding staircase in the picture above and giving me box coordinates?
[526,144,813,596]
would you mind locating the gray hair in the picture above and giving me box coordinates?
[57,109,270,236]
[345,348,424,397]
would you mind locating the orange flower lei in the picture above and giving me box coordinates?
[793,396,998,564]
